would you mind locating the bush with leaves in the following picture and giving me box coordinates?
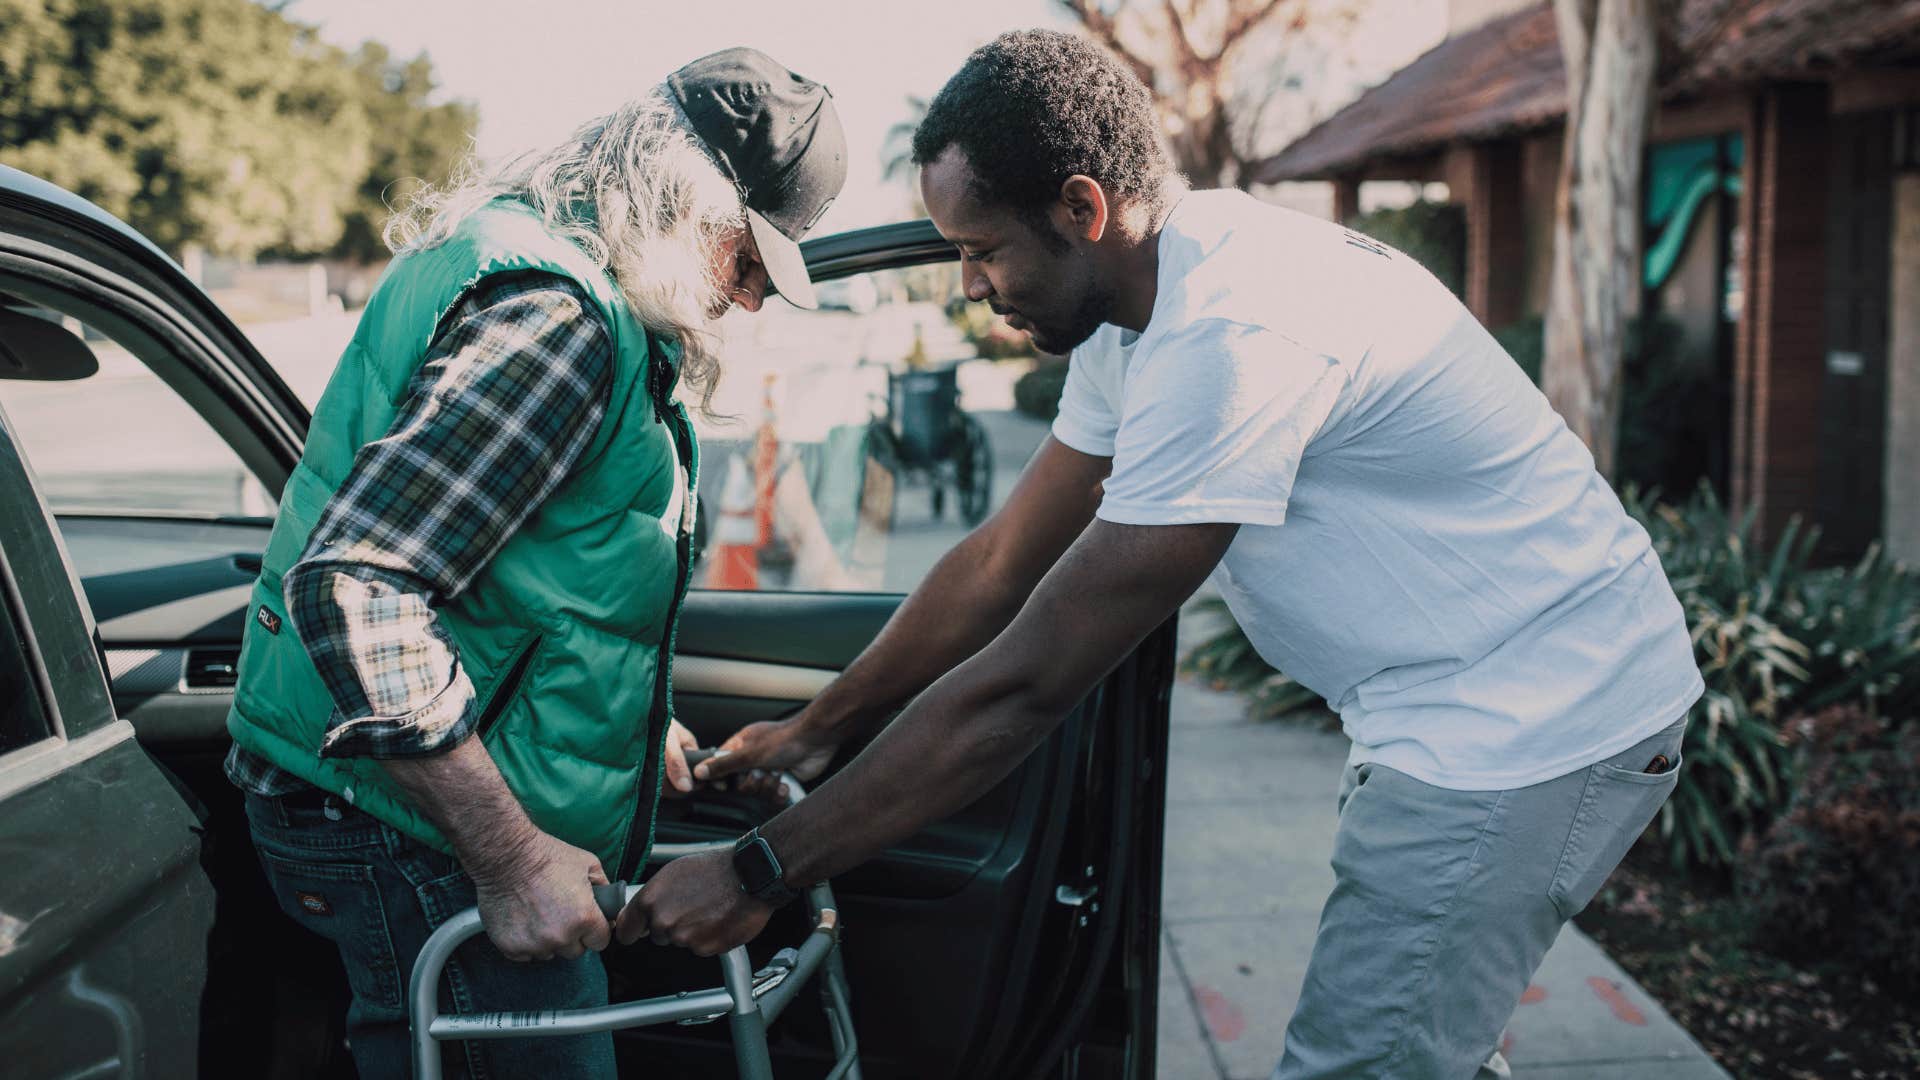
[1181,595,1326,720]
[1180,484,1920,872]
[1738,704,1920,993]
[0,0,474,261]
[1345,200,1465,298]
[1012,359,1068,421]
[948,300,1035,361]
[1490,314,1717,496]
[1629,485,1920,870]
[1630,487,1812,868]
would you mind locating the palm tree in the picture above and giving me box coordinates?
[881,95,930,186]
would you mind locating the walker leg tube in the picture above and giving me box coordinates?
[824,946,862,1080]
[410,908,486,1079]
[722,947,776,1080]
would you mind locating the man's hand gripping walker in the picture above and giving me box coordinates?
[408,749,860,1079]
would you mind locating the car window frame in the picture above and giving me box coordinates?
[0,233,303,516]
[0,518,56,755]
[0,401,126,779]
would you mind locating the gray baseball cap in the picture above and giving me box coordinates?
[667,48,847,309]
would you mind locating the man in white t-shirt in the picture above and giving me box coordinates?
[634,29,1703,1078]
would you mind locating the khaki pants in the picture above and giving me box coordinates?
[1274,717,1687,1080]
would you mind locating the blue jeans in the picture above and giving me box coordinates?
[244,791,616,1079]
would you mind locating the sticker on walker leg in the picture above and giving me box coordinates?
[472,1011,560,1031]
[296,891,332,916]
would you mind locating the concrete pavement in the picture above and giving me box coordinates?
[1154,665,1728,1079]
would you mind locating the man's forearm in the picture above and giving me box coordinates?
[762,519,1237,888]
[380,737,542,884]
[766,645,1060,886]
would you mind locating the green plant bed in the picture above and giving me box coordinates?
[1178,485,1920,873]
[1579,848,1920,1079]
[1628,485,1920,871]
[948,300,1036,361]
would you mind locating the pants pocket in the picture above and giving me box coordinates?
[257,848,405,1012]
[1548,729,1685,919]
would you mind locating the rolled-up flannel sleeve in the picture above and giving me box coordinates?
[283,272,613,759]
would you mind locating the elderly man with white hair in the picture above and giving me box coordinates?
[222,48,845,1078]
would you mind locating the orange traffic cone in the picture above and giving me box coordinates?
[753,373,780,548]
[706,454,759,590]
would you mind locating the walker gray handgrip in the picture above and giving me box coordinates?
[592,882,630,923]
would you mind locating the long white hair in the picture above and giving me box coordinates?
[384,90,744,412]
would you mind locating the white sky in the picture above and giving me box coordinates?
[289,0,1445,234]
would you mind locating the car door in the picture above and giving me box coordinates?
[603,222,1174,1080]
[0,389,215,1077]
[0,165,350,1078]
[0,164,1173,1080]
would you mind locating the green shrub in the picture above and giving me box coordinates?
[1346,201,1466,298]
[1739,705,1920,993]
[1181,596,1326,719]
[1491,316,1544,384]
[1013,359,1069,421]
[1626,485,1920,870]
[1179,484,1920,871]
[1489,315,1717,497]
[949,300,1035,360]
[1629,486,1812,868]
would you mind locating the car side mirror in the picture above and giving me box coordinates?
[0,306,99,381]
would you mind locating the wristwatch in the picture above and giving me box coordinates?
[732,827,801,907]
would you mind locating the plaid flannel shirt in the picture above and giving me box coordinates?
[225,271,613,796]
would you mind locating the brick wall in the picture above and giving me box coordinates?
[1734,83,1830,542]
[1884,176,1920,564]
[1464,140,1528,329]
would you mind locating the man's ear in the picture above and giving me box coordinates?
[1054,174,1110,244]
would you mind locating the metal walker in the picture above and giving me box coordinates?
[408,758,860,1079]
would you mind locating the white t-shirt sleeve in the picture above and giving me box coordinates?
[1049,344,1121,458]
[1096,320,1346,528]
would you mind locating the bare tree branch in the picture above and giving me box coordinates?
[1161,0,1205,73]
[1057,0,1163,89]
[1056,0,1347,188]
[1221,0,1287,55]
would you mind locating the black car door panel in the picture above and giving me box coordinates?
[613,585,1172,1079]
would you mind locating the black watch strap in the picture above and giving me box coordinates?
[732,827,801,907]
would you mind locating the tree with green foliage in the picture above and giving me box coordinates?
[330,40,477,263]
[0,0,474,262]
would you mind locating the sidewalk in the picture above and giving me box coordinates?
[1155,668,1728,1080]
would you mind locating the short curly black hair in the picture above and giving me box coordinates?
[912,29,1172,214]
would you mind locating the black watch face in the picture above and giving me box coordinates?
[735,835,780,893]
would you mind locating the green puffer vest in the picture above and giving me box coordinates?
[227,199,698,880]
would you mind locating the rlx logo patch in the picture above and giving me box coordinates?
[256,605,282,635]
